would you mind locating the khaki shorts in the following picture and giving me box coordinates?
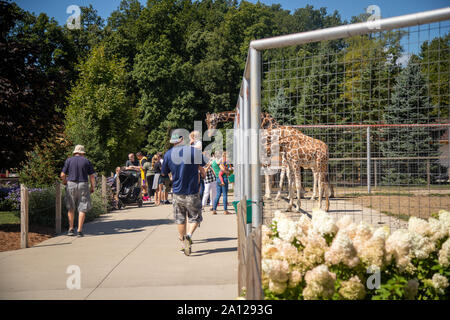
[65,181,92,212]
[173,193,202,225]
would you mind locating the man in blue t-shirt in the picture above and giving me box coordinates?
[61,145,96,237]
[161,131,206,256]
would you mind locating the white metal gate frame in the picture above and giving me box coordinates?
[233,7,450,231]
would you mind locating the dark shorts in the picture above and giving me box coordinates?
[173,193,202,225]
[65,181,91,212]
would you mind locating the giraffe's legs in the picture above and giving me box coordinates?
[275,164,287,201]
[264,172,272,199]
[310,170,318,200]
[294,167,302,212]
[317,171,324,210]
[316,171,330,212]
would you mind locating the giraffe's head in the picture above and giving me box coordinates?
[205,112,220,131]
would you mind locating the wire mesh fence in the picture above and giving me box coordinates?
[259,20,450,230]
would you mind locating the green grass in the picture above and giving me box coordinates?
[380,210,410,222]
[0,211,20,225]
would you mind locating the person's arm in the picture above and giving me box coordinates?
[60,172,67,185]
[87,161,96,193]
[198,165,206,180]
[89,174,95,193]
[161,157,169,176]
[61,159,69,185]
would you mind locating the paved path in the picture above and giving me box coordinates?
[0,202,238,300]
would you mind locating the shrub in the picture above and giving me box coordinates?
[12,184,107,228]
[262,210,450,300]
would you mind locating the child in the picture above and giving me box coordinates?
[218,157,232,186]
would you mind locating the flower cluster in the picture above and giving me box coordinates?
[262,209,450,300]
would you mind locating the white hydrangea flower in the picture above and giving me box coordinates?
[410,232,435,260]
[338,275,366,300]
[262,243,278,259]
[272,210,288,224]
[438,210,450,237]
[261,258,289,283]
[428,218,447,242]
[358,234,386,268]
[352,222,374,253]
[312,209,338,236]
[372,226,390,240]
[303,264,336,300]
[300,231,329,270]
[336,215,353,231]
[269,279,287,295]
[296,214,312,236]
[272,238,300,264]
[288,270,303,288]
[386,229,415,274]
[408,217,431,238]
[277,215,303,243]
[325,231,359,268]
[438,238,450,267]
[431,273,449,295]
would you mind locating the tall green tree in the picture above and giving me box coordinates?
[419,34,450,119]
[380,59,435,185]
[65,46,143,174]
[0,1,69,170]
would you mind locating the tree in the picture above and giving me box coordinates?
[266,88,289,124]
[0,1,68,170]
[419,34,449,119]
[65,45,143,174]
[380,59,435,185]
[19,126,72,186]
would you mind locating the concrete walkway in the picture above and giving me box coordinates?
[0,202,238,300]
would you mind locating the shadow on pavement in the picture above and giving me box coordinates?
[194,237,237,244]
[83,219,174,236]
[190,246,237,256]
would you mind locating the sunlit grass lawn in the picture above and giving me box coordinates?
[0,211,20,225]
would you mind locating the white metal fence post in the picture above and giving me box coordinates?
[250,47,262,228]
[367,126,371,194]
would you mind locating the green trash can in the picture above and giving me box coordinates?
[232,199,252,224]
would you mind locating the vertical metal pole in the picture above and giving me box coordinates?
[243,77,252,235]
[367,126,371,194]
[238,96,244,201]
[250,48,262,228]
[233,108,240,201]
[374,159,377,189]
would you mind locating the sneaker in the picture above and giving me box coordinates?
[67,229,75,236]
[179,238,185,253]
[165,200,171,205]
[77,231,84,237]
[184,235,192,256]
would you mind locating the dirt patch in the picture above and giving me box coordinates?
[353,195,450,220]
[0,224,55,252]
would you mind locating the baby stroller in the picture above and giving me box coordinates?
[117,170,143,209]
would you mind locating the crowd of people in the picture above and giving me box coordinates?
[113,131,234,214]
[62,130,234,255]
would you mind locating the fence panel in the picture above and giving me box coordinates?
[259,20,450,231]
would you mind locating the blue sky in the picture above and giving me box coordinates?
[14,0,450,27]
